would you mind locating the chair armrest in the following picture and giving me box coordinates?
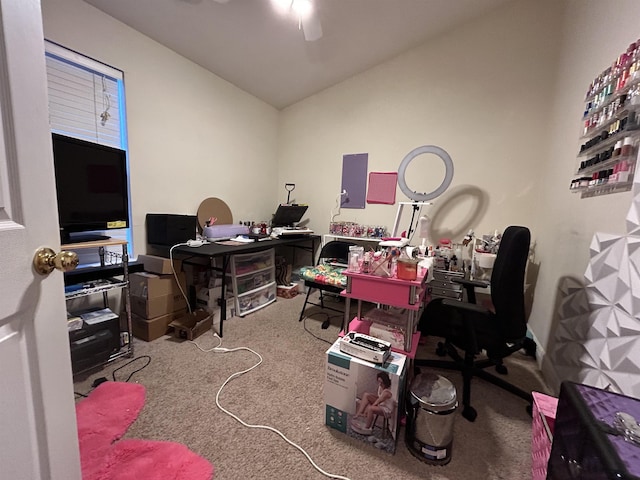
[450,278,489,304]
[441,298,490,315]
[452,278,489,289]
[439,299,490,354]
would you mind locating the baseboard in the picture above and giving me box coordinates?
[528,328,561,395]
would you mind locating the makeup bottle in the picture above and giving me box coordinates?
[622,137,635,157]
[617,160,630,183]
[613,140,622,157]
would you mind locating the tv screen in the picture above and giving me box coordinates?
[51,133,130,244]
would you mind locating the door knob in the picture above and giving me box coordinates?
[33,247,79,275]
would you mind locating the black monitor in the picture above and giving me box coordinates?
[51,133,130,244]
[271,204,308,227]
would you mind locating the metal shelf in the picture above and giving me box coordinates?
[65,278,127,300]
[62,239,133,373]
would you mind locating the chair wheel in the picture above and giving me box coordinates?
[462,405,477,422]
[526,404,533,417]
[321,319,330,329]
[495,364,508,375]
[435,342,447,357]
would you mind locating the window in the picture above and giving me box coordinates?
[44,41,132,264]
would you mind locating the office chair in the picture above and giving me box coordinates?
[298,240,357,329]
[416,225,533,422]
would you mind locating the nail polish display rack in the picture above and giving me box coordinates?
[570,40,640,198]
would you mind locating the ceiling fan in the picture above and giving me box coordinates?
[211,0,323,41]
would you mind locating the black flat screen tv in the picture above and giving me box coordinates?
[51,133,130,244]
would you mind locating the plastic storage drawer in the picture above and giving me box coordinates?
[236,282,277,317]
[232,249,274,277]
[233,269,275,295]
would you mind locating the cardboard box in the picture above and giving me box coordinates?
[182,263,210,288]
[130,292,187,319]
[129,271,186,299]
[210,302,237,335]
[196,286,222,309]
[130,308,187,342]
[365,308,407,350]
[195,285,237,318]
[169,309,212,340]
[324,338,407,454]
[277,283,298,299]
[138,254,182,275]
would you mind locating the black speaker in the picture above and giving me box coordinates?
[146,213,197,246]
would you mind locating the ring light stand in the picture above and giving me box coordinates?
[391,145,454,238]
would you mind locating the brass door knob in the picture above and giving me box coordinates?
[33,247,79,275]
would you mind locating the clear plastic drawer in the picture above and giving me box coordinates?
[234,269,276,295]
[236,282,277,316]
[232,249,274,277]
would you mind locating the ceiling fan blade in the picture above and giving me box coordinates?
[301,14,322,41]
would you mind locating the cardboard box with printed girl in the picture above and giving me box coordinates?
[325,338,407,454]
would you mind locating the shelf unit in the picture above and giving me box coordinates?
[322,234,382,247]
[62,239,135,373]
[230,248,277,316]
[570,44,640,198]
[341,270,429,353]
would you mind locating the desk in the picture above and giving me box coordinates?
[341,269,429,352]
[171,235,320,336]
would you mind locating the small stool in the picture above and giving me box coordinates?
[372,414,390,438]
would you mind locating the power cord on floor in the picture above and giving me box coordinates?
[74,355,152,398]
[170,242,193,314]
[302,313,342,345]
[190,331,352,480]
[111,355,152,382]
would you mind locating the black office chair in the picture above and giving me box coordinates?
[298,240,357,329]
[416,225,533,422]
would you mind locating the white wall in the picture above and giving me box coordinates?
[41,0,280,254]
[278,0,563,240]
[534,0,640,389]
[41,0,640,389]
[278,1,562,345]
[278,0,640,387]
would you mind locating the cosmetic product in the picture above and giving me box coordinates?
[613,140,622,157]
[622,137,635,157]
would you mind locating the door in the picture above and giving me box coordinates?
[0,1,81,479]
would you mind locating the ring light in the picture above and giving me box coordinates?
[397,145,454,201]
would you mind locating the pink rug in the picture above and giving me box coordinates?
[76,382,214,480]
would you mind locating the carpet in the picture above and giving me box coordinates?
[76,381,214,480]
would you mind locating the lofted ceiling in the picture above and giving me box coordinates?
[84,0,514,110]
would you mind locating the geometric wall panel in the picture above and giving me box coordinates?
[550,165,640,397]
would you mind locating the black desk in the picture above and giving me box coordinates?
[171,235,320,336]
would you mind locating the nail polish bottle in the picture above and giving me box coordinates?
[622,137,635,157]
[614,140,622,157]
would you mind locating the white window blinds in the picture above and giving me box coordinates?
[44,41,124,149]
